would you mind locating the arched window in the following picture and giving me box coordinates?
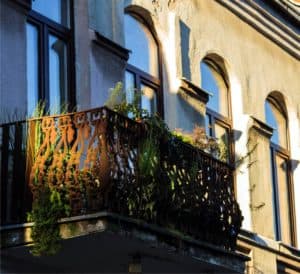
[265,96,295,245]
[124,13,162,116]
[200,58,231,163]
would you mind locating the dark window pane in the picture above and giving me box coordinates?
[205,114,212,137]
[26,23,39,117]
[49,35,68,114]
[32,0,70,27]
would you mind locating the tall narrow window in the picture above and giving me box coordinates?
[200,58,231,163]
[26,0,74,115]
[124,13,162,116]
[265,96,295,245]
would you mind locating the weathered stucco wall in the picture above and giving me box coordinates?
[124,0,300,250]
[0,0,299,272]
[74,0,91,110]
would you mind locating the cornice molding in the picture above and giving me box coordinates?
[216,0,300,60]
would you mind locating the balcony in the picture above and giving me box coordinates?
[0,106,242,251]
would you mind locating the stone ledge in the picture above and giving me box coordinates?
[1,212,248,273]
[91,31,130,61]
[250,115,274,138]
[179,78,210,104]
[238,229,300,263]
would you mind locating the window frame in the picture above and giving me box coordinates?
[266,96,297,246]
[124,12,164,117]
[201,59,234,165]
[26,1,75,113]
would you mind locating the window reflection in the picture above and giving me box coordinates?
[201,58,231,163]
[49,35,68,114]
[265,100,287,148]
[125,71,135,104]
[266,95,293,245]
[201,61,228,117]
[32,0,70,27]
[124,13,161,115]
[141,84,157,115]
[124,14,158,77]
[215,123,229,163]
[26,23,39,116]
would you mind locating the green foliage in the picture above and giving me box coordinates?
[128,117,162,220]
[217,137,229,163]
[105,82,149,120]
[172,129,193,145]
[138,138,159,177]
[30,187,64,256]
[172,125,220,157]
[31,101,46,118]
[105,82,126,113]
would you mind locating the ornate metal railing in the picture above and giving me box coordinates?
[26,106,242,250]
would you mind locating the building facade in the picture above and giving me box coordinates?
[1,0,300,273]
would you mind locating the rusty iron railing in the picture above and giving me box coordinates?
[26,106,242,250]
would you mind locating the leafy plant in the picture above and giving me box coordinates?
[172,125,220,156]
[105,82,149,120]
[29,187,64,256]
[27,102,74,256]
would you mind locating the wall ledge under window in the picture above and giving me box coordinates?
[92,31,130,61]
[7,0,31,13]
[179,78,210,104]
[250,115,274,138]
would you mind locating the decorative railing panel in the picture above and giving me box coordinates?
[26,106,242,250]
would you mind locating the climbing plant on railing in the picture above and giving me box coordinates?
[27,103,72,256]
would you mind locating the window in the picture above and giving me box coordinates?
[200,58,232,163]
[124,13,162,116]
[26,0,74,115]
[265,96,295,245]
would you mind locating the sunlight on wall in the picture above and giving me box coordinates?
[230,73,252,231]
[287,109,300,247]
[165,11,180,93]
